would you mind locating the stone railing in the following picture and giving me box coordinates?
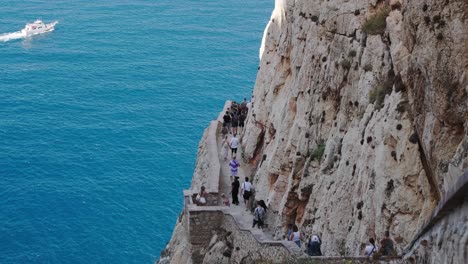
[403,170,468,257]
[184,101,232,206]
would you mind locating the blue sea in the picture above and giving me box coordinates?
[0,1,271,263]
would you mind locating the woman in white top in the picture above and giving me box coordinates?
[364,237,378,257]
[288,224,303,247]
[241,177,253,210]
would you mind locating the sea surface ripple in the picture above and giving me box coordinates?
[0,0,272,263]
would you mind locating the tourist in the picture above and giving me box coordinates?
[195,186,207,206]
[307,235,322,256]
[258,200,267,211]
[221,193,230,207]
[239,112,246,134]
[364,237,378,257]
[240,97,248,112]
[241,177,253,210]
[289,224,303,247]
[223,111,231,134]
[231,176,240,205]
[231,112,239,135]
[222,135,229,162]
[379,231,395,256]
[252,201,266,229]
[229,156,240,182]
[229,133,239,157]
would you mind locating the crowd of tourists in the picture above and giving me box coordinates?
[197,98,398,259]
[283,224,396,257]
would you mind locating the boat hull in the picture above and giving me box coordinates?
[21,21,58,36]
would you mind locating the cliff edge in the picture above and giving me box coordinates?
[159,0,467,263]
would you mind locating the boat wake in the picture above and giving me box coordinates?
[0,31,27,42]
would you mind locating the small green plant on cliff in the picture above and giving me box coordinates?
[362,6,390,35]
[369,85,386,109]
[348,49,357,57]
[311,143,326,161]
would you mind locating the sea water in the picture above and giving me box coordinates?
[0,0,272,263]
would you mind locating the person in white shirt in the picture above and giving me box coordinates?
[288,224,304,247]
[364,237,378,257]
[229,134,239,157]
[241,177,253,210]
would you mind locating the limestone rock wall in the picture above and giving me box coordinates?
[159,0,467,262]
[243,0,467,257]
[158,214,191,264]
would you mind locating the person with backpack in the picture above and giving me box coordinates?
[307,235,322,256]
[379,231,395,256]
[252,201,266,229]
[364,237,378,257]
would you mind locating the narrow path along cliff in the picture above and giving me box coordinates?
[217,118,277,241]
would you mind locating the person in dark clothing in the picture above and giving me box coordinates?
[231,176,240,205]
[380,230,395,256]
[239,113,246,132]
[307,235,322,256]
[223,111,231,133]
[231,112,239,134]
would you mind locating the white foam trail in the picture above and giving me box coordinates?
[0,31,27,42]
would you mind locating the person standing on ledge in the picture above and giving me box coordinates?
[241,177,253,210]
[229,134,239,157]
[229,156,240,182]
[231,176,240,205]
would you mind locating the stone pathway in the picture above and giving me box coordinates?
[217,131,277,241]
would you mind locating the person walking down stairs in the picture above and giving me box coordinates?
[231,176,240,205]
[241,177,253,211]
[229,156,240,182]
[252,201,266,229]
[229,134,239,157]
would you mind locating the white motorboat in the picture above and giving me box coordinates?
[21,20,58,36]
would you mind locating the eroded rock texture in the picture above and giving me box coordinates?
[160,0,467,263]
[243,0,467,257]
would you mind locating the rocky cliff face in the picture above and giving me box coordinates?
[243,0,466,256]
[160,0,467,262]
